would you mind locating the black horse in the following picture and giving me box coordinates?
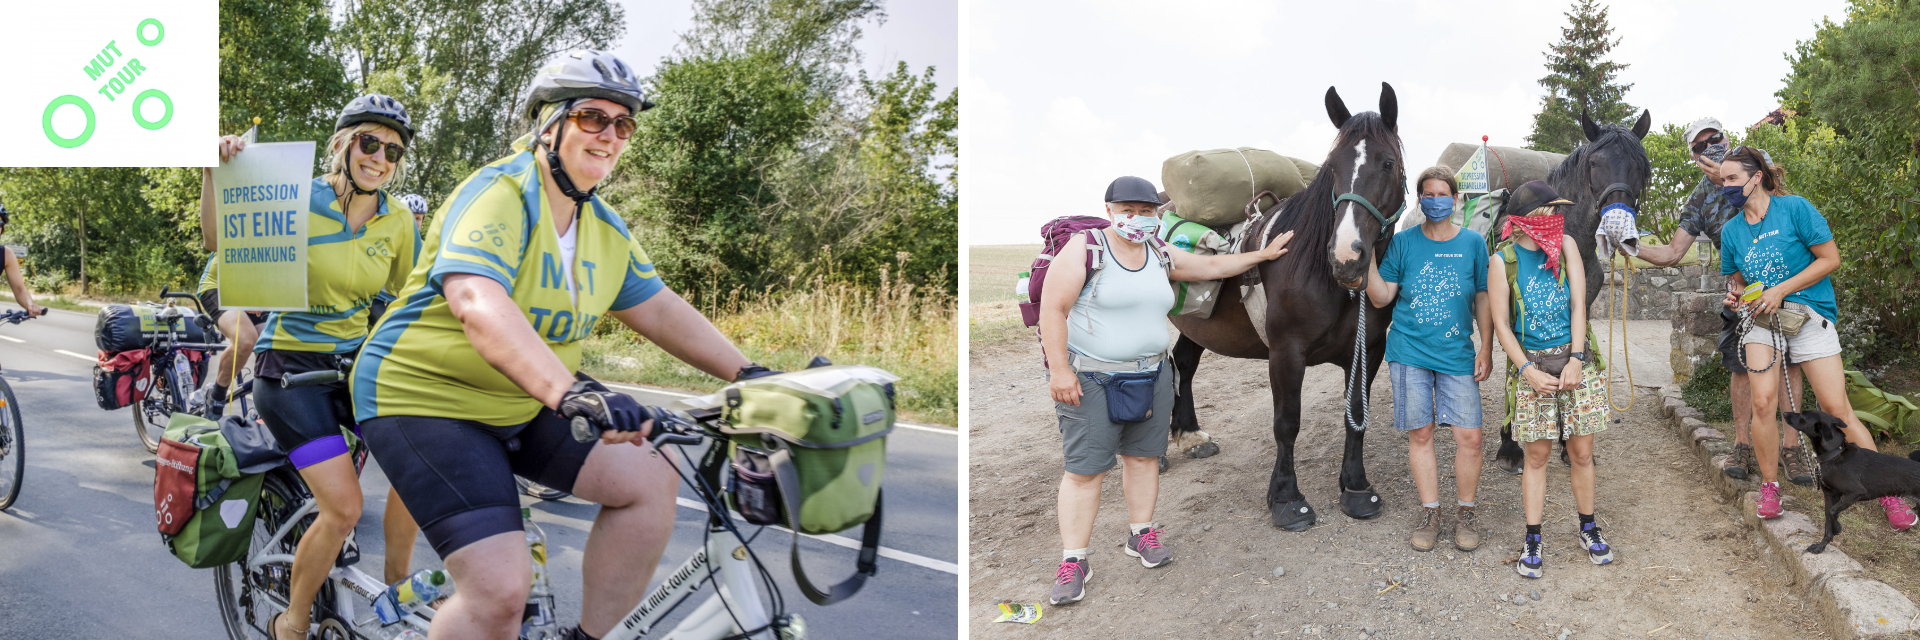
[1488,109,1653,473]
[1168,84,1404,531]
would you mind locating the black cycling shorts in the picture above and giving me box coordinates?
[199,289,267,328]
[362,409,596,559]
[255,351,355,470]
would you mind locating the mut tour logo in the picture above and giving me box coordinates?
[43,19,174,149]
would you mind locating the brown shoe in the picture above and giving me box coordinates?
[1723,443,1754,480]
[1782,446,1815,486]
[1453,505,1482,552]
[1410,506,1440,552]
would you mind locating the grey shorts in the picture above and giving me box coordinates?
[1056,365,1174,475]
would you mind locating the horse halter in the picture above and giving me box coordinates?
[1596,182,1639,208]
[1331,178,1405,242]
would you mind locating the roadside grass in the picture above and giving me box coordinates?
[582,275,956,426]
[0,291,96,313]
[968,245,1037,347]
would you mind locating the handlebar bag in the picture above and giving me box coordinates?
[716,365,898,605]
[155,413,266,569]
[92,349,153,411]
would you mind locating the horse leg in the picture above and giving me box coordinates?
[1496,421,1524,475]
[1168,334,1218,464]
[1337,347,1384,520]
[1267,351,1315,531]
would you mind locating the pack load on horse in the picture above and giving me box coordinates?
[1439,139,1567,238]
[1484,110,1654,474]
[1166,83,1406,531]
[1156,151,1321,319]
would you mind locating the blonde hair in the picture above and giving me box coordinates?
[1528,206,1560,217]
[324,122,408,188]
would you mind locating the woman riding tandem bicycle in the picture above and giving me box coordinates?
[351,50,773,640]
[199,93,425,640]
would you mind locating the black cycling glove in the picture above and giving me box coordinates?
[558,379,661,435]
[736,364,781,381]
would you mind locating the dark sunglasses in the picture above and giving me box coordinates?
[567,109,638,139]
[355,133,406,163]
[1690,131,1726,155]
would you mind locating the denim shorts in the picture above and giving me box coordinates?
[1389,361,1482,431]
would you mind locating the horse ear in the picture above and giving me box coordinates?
[1379,82,1398,132]
[1326,86,1351,129]
[1631,109,1653,139]
[1580,109,1600,143]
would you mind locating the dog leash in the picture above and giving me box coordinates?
[1737,305,1820,487]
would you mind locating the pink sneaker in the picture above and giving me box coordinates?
[1757,483,1783,519]
[1880,497,1917,531]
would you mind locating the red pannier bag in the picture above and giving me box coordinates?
[93,349,153,411]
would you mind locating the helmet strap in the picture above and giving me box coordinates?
[543,99,596,211]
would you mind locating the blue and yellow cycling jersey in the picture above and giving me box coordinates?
[352,138,665,426]
[252,178,420,354]
[197,253,219,294]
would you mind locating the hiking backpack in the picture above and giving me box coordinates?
[1017,216,1173,366]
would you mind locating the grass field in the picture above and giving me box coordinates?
[968,244,1038,346]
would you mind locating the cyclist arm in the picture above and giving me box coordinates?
[607,290,750,382]
[442,273,576,409]
[3,250,42,316]
[199,136,249,252]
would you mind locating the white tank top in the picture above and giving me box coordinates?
[1066,238,1175,363]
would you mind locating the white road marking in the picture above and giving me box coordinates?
[672,496,959,575]
[0,335,21,343]
[54,349,94,361]
[604,382,956,435]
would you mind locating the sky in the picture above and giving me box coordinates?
[962,0,1852,245]
[612,0,956,98]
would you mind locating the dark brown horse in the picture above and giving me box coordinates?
[1487,109,1653,473]
[1168,84,1405,531]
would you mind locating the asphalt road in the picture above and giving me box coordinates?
[0,305,957,639]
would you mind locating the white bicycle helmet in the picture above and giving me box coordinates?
[338,93,416,144]
[399,194,429,215]
[522,50,653,122]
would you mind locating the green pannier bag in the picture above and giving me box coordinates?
[715,365,897,606]
[156,413,266,569]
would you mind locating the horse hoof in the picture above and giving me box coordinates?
[1157,456,1170,473]
[1340,488,1384,520]
[1184,441,1220,459]
[1496,455,1524,476]
[1806,542,1827,554]
[1271,501,1317,531]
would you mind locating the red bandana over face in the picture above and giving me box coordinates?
[1503,213,1567,280]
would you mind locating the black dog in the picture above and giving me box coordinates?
[1785,410,1920,554]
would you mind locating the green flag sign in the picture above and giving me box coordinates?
[212,141,312,311]
[1454,146,1489,193]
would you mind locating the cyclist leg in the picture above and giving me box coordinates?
[383,487,420,585]
[213,310,259,387]
[513,409,677,637]
[256,374,360,640]
[362,414,532,638]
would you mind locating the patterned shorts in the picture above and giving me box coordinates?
[1506,343,1610,443]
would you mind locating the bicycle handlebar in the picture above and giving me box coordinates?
[282,370,347,388]
[0,310,37,324]
[568,407,711,448]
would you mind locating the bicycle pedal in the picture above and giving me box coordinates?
[336,531,361,568]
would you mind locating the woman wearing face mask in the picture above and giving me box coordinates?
[199,94,424,640]
[1039,176,1292,606]
[1487,180,1612,579]
[1715,146,1915,529]
[1365,166,1493,554]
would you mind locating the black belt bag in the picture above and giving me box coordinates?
[1085,363,1162,424]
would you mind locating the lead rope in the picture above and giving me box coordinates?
[1737,307,1819,487]
[1605,254,1636,411]
[1344,290,1369,432]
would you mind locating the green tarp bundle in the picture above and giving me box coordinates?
[1436,143,1566,194]
[1162,148,1318,226]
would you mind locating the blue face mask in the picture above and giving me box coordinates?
[1419,196,1454,221]
[1721,176,1755,208]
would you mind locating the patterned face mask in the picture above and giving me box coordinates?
[1114,213,1160,243]
[1702,142,1730,162]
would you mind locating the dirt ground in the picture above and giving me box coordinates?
[968,320,1830,639]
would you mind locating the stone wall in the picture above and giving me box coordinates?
[1577,258,1727,387]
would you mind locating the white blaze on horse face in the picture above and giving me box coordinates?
[1333,139,1367,263]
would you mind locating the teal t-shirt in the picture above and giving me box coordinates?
[1380,226,1488,376]
[1513,243,1573,350]
[1718,195,1838,323]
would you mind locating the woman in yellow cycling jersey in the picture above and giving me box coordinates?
[352,51,763,640]
[199,94,425,640]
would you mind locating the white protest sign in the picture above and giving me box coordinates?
[1454,146,1489,193]
[212,141,313,311]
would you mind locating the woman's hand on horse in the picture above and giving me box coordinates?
[217,135,247,163]
[1049,369,1081,406]
[1258,230,1295,261]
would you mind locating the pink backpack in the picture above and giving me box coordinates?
[1018,216,1170,366]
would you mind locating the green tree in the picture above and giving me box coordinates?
[220,0,353,143]
[0,168,200,295]
[1636,123,1710,243]
[1527,0,1637,153]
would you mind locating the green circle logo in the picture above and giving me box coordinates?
[138,19,164,46]
[132,89,172,130]
[42,95,95,149]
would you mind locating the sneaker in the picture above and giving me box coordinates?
[1516,533,1544,579]
[1758,482,1783,519]
[1724,443,1755,480]
[1453,506,1481,552]
[1126,527,1172,568]
[1048,558,1090,605]
[1578,522,1614,565]
[1410,507,1440,552]
[1782,446,1814,486]
[1880,497,1917,531]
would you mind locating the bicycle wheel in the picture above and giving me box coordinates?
[133,365,181,453]
[215,468,309,640]
[0,378,24,510]
[516,475,571,501]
